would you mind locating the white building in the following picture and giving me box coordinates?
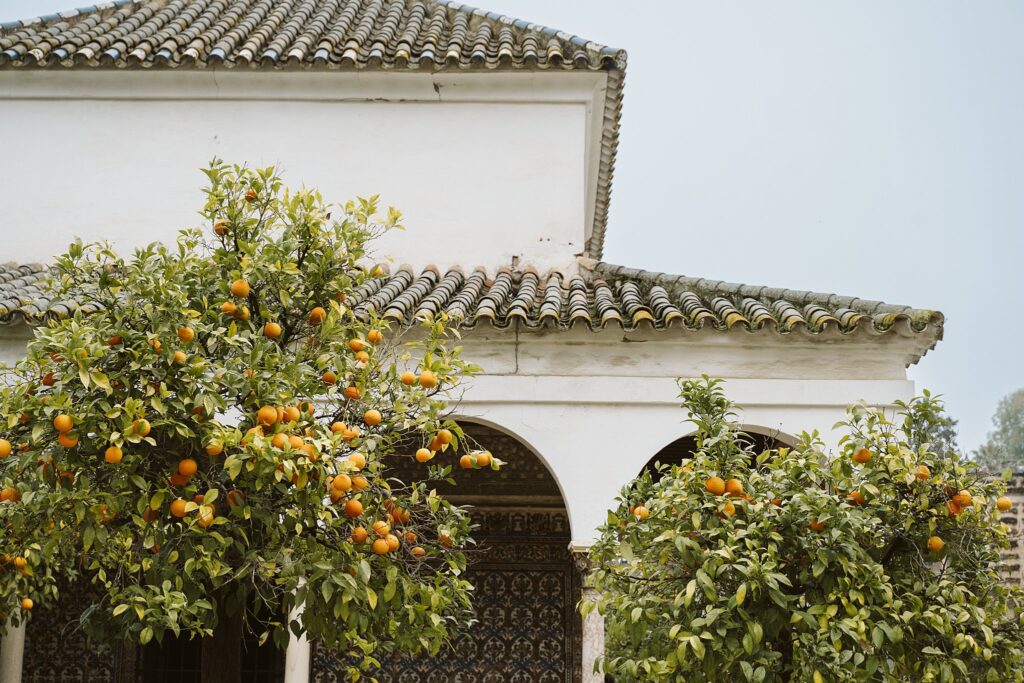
[0,1,943,681]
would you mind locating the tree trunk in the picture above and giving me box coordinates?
[201,594,243,683]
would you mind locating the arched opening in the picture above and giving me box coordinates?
[642,427,797,479]
[310,421,581,683]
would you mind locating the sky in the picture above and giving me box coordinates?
[1,0,1021,451]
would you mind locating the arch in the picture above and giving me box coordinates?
[311,420,584,683]
[640,425,799,479]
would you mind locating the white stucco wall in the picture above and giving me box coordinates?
[0,71,606,274]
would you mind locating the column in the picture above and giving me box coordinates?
[283,603,311,683]
[0,619,25,683]
[573,549,605,683]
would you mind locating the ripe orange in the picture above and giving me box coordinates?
[771,498,783,507]
[107,335,123,346]
[436,429,453,446]
[331,422,346,434]
[633,505,650,520]
[847,491,865,506]
[342,427,360,443]
[372,520,391,537]
[476,451,492,467]
[348,339,365,353]
[226,489,244,508]
[0,439,11,458]
[367,329,383,344]
[332,474,352,492]
[809,519,826,532]
[133,419,151,437]
[954,490,973,508]
[230,279,250,298]
[57,433,78,449]
[41,372,55,386]
[348,452,366,470]
[283,406,301,422]
[20,598,32,611]
[459,455,473,469]
[419,370,437,389]
[170,498,188,518]
[270,433,288,450]
[371,538,390,555]
[104,446,123,464]
[172,351,187,365]
[946,500,962,516]
[53,414,73,434]
[915,465,931,481]
[411,546,426,558]
[245,188,258,202]
[288,435,303,450]
[351,526,368,543]
[344,499,363,518]
[927,536,944,553]
[264,322,282,339]
[197,505,215,527]
[257,405,279,427]
[177,327,195,343]
[220,301,238,317]
[214,219,230,235]
[721,501,736,518]
[386,534,400,552]
[343,386,360,400]
[308,307,326,325]
[415,448,433,463]
[705,476,726,496]
[322,370,337,385]
[401,371,416,386]
[853,448,872,464]
[724,479,744,497]
[205,442,223,457]
[142,506,159,522]
[364,409,382,426]
[149,337,162,353]
[352,475,369,491]
[178,458,198,477]
[997,496,1013,512]
[237,306,250,320]
[0,488,19,502]
[354,351,370,363]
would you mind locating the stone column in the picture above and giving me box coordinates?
[283,602,311,683]
[573,549,605,683]
[0,619,25,683]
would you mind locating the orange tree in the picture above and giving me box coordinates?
[588,377,1024,682]
[0,161,500,682]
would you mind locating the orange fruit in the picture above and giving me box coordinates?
[148,338,162,353]
[476,451,492,468]
[354,351,370,363]
[170,499,188,518]
[270,433,288,450]
[633,505,649,520]
[352,475,369,491]
[107,335,123,346]
[415,448,433,463]
[721,501,736,518]
[226,489,244,508]
[177,327,195,343]
[178,458,198,477]
[283,406,301,422]
[419,370,437,388]
[371,538,390,555]
[197,505,215,527]
[410,546,426,558]
[257,405,279,426]
[705,477,726,496]
[57,433,78,449]
[230,279,250,298]
[401,371,416,386]
[245,188,258,202]
[386,534,400,552]
[853,448,872,464]
[322,370,337,385]
[946,500,962,516]
[344,386,360,400]
[348,452,366,470]
[810,519,826,532]
[351,526,368,543]
[724,479,744,497]
[847,491,865,506]
[332,474,352,492]
[459,455,473,469]
[214,219,230,235]
[927,536,944,553]
[20,598,32,611]
[133,419,151,437]
[915,465,931,480]
[997,496,1013,512]
[367,329,383,344]
[205,442,223,457]
[0,488,19,502]
[348,339,365,353]
[264,322,282,339]
[331,422,346,434]
[342,427,360,443]
[771,498,783,507]
[344,499,363,518]
[288,435,303,450]
[220,301,237,316]
[142,506,159,522]
[53,414,73,434]
[364,409,382,426]
[104,446,123,464]
[954,490,972,508]
[372,520,391,537]
[41,372,55,386]
[436,429,453,446]
[0,440,11,458]
[172,351,187,365]
[308,307,327,325]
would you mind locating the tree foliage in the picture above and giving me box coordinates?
[974,389,1024,475]
[589,377,1024,682]
[0,161,499,677]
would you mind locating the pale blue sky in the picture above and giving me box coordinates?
[2,0,1021,451]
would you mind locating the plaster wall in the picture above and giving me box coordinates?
[0,71,602,274]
